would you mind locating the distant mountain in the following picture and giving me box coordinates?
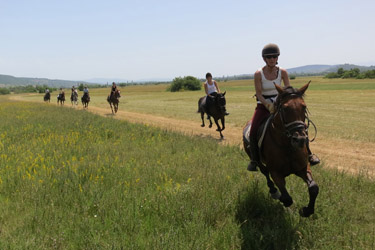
[0,74,97,88]
[287,64,375,75]
[85,77,172,84]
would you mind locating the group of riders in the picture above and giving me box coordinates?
[203,43,320,171]
[48,82,120,105]
[47,43,321,171]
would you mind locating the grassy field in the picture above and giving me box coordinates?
[22,77,375,143]
[0,98,375,249]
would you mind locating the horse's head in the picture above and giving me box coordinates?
[216,91,227,114]
[274,82,310,149]
[115,90,121,98]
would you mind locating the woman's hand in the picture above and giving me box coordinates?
[265,103,275,114]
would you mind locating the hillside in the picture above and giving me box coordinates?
[0,74,96,88]
[287,64,375,75]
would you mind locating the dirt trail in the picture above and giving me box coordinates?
[10,95,375,178]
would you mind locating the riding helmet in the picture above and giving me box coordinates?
[262,43,280,57]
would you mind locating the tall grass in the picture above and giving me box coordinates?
[0,100,374,249]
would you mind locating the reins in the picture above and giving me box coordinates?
[274,90,317,142]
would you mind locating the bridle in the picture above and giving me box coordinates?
[215,94,227,114]
[274,91,316,143]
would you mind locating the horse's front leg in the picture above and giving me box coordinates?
[296,168,319,217]
[214,118,223,138]
[220,117,225,131]
[110,103,114,114]
[259,166,280,199]
[208,116,213,128]
[271,172,293,207]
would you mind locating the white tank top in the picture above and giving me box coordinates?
[258,67,282,103]
[206,80,218,95]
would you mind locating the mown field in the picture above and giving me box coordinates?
[0,97,375,249]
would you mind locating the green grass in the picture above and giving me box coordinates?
[21,77,375,143]
[0,100,374,249]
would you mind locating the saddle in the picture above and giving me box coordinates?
[243,114,273,150]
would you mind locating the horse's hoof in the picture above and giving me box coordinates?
[216,129,221,132]
[300,207,314,217]
[270,190,281,200]
[281,197,293,207]
[201,124,205,127]
[222,127,225,131]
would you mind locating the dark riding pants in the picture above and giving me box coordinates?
[250,104,270,138]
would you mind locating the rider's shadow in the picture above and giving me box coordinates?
[235,180,299,250]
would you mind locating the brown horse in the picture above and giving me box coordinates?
[81,93,90,109]
[44,92,50,103]
[197,92,227,138]
[57,92,65,106]
[107,89,121,114]
[243,82,319,217]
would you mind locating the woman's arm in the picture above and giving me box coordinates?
[204,83,208,95]
[214,81,221,93]
[255,71,275,113]
[281,69,290,87]
[254,71,268,106]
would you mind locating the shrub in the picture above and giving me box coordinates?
[168,76,202,92]
[289,74,296,80]
[0,88,10,95]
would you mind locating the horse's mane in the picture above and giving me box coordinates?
[275,86,305,107]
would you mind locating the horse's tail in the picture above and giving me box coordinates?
[197,97,204,113]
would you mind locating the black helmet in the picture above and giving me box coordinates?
[262,43,280,57]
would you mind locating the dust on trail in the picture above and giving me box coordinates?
[10,95,375,178]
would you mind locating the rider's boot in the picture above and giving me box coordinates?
[247,137,260,172]
[224,111,230,116]
[307,140,320,166]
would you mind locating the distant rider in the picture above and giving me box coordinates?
[204,72,229,116]
[110,82,120,98]
[83,86,89,97]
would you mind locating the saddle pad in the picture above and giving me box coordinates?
[243,115,273,149]
[243,123,251,145]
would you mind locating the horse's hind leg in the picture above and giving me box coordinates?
[259,166,280,199]
[200,112,205,127]
[296,168,319,217]
[270,172,293,207]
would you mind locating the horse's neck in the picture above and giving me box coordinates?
[268,116,290,146]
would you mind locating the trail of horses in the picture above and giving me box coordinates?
[10,95,375,178]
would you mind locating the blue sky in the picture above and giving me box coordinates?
[1,0,374,81]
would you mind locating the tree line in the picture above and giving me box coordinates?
[325,68,375,79]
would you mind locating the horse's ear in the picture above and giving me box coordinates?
[298,81,311,95]
[274,83,284,94]
[223,91,226,96]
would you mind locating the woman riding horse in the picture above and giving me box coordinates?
[204,73,229,116]
[248,43,320,171]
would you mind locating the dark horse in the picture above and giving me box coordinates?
[198,91,227,138]
[81,93,90,109]
[71,91,78,106]
[107,90,121,114]
[44,92,50,103]
[57,92,65,106]
[243,82,319,217]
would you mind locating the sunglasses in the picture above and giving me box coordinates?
[265,55,278,59]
